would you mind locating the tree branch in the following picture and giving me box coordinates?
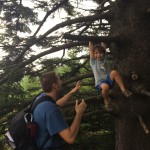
[63,33,120,43]
[134,85,150,97]
[138,115,149,134]
[62,72,94,86]
[65,110,102,123]
[33,0,68,37]
[18,41,87,68]
[0,41,88,85]
[13,13,111,64]
[63,96,101,108]
[27,55,89,76]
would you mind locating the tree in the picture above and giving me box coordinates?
[63,1,150,149]
[0,0,150,150]
[109,1,150,150]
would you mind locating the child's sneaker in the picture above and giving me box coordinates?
[104,99,113,112]
[122,89,132,98]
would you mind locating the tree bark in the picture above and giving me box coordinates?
[109,0,150,150]
[63,33,120,43]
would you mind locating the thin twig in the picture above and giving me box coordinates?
[138,115,149,134]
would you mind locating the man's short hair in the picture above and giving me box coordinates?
[93,44,106,54]
[40,71,58,92]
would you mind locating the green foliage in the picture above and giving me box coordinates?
[0,82,25,105]
[0,0,115,149]
[20,75,41,98]
[63,1,75,16]
[65,116,115,150]
[73,130,115,150]
[56,64,71,76]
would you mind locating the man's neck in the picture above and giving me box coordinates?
[46,92,57,102]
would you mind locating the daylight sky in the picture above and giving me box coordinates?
[0,0,112,59]
[0,1,99,59]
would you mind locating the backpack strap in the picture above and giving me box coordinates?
[29,95,55,149]
[31,95,55,112]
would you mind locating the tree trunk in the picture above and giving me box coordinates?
[109,0,150,150]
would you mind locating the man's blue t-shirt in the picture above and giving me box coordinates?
[33,94,69,149]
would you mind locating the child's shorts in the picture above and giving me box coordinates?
[96,74,114,92]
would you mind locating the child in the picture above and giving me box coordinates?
[89,41,132,111]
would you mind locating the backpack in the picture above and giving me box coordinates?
[5,95,54,150]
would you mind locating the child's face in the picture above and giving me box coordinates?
[94,49,104,60]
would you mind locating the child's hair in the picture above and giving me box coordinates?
[93,44,106,54]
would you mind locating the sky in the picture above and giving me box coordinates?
[20,0,98,59]
[0,0,113,60]
[22,0,98,35]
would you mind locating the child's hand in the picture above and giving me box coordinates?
[70,81,81,94]
[101,42,108,49]
[89,41,94,49]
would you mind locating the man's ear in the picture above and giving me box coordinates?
[53,83,57,89]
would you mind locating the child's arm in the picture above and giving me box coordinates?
[101,42,108,50]
[89,41,94,59]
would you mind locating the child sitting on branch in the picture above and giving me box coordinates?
[89,41,132,111]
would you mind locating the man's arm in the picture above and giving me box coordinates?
[89,41,94,59]
[58,100,87,144]
[56,81,81,107]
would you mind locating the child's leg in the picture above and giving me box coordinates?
[110,70,125,92]
[100,83,112,111]
[110,70,132,97]
[101,83,110,101]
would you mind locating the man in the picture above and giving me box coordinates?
[33,71,87,150]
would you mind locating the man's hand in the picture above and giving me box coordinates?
[75,99,87,115]
[70,81,81,94]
